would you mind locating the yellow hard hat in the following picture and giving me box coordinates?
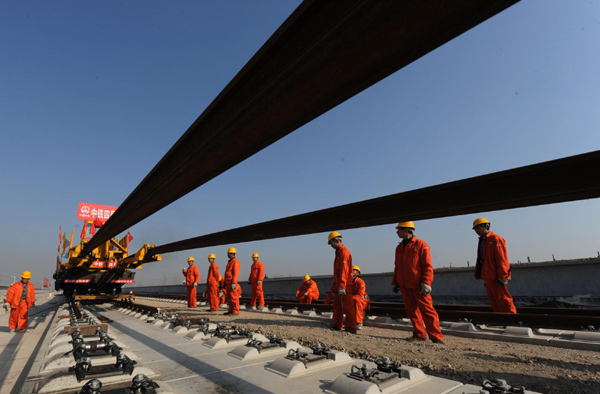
[395,221,415,229]
[252,253,259,258]
[227,247,237,254]
[208,253,216,259]
[328,231,342,243]
[472,218,490,229]
[352,265,361,273]
[304,275,311,281]
[21,271,32,279]
[219,275,223,281]
[187,256,195,262]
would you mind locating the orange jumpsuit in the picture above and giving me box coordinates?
[329,245,355,330]
[393,236,443,341]
[296,280,319,304]
[351,276,370,324]
[6,281,35,330]
[248,260,265,307]
[206,263,220,311]
[219,277,226,305]
[183,264,200,307]
[475,231,517,313]
[224,257,241,314]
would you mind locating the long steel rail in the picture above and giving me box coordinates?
[85,0,520,253]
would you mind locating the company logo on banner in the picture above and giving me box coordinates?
[77,202,118,222]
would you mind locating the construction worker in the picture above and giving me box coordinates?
[350,266,370,329]
[248,252,265,309]
[224,247,241,315]
[392,222,444,344]
[182,257,200,308]
[5,271,36,333]
[296,275,319,304]
[472,218,517,313]
[205,253,220,312]
[327,231,356,333]
[218,275,226,306]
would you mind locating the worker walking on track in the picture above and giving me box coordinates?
[182,257,200,308]
[224,247,241,315]
[350,266,370,330]
[205,253,220,312]
[5,271,36,333]
[248,252,265,309]
[327,231,357,334]
[472,218,517,313]
[296,275,319,304]
[392,222,444,344]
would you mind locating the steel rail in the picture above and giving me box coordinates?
[150,150,600,254]
[85,0,519,252]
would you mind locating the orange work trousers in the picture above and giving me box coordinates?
[355,298,370,324]
[400,287,444,341]
[9,299,29,330]
[206,285,220,311]
[250,282,264,306]
[220,289,226,305]
[227,284,241,314]
[298,294,317,304]
[484,280,517,313]
[186,286,197,308]
[332,293,356,330]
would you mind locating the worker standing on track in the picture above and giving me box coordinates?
[218,275,226,306]
[392,222,444,344]
[182,257,200,308]
[350,266,370,330]
[205,253,220,312]
[327,231,356,334]
[224,247,241,315]
[5,271,36,333]
[472,218,517,313]
[296,275,319,304]
[248,252,265,310]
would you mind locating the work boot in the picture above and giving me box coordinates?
[346,328,358,334]
[330,326,342,331]
[357,323,363,330]
[223,312,232,316]
[432,338,444,345]
[9,329,15,334]
[405,336,426,342]
[257,305,264,310]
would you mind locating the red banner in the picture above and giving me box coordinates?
[77,202,118,222]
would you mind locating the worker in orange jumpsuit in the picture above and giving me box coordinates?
[6,271,36,333]
[392,222,444,344]
[218,275,226,306]
[327,231,356,333]
[182,256,200,308]
[473,218,517,313]
[296,275,319,304]
[204,253,220,312]
[350,266,370,330]
[247,252,265,309]
[224,247,241,315]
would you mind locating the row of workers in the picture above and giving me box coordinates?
[326,217,516,342]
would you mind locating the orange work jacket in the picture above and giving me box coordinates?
[183,264,200,287]
[224,258,240,286]
[351,276,367,301]
[248,261,264,283]
[329,245,352,292]
[207,263,219,287]
[475,232,512,281]
[392,236,433,289]
[6,281,35,308]
[296,280,319,300]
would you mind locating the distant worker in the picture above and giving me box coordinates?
[350,266,370,330]
[5,271,36,333]
[296,275,319,304]
[392,222,444,344]
[224,247,241,315]
[248,252,265,309]
[205,253,220,312]
[182,257,200,308]
[327,232,356,334]
[218,275,226,306]
[472,218,517,313]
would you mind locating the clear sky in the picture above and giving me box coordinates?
[1,1,599,288]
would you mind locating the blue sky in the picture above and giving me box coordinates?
[1,1,599,287]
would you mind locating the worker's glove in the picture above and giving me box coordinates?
[31,302,35,307]
[338,286,346,296]
[363,294,369,300]
[392,284,400,294]
[303,292,308,297]
[420,283,432,296]
[193,283,197,287]
[498,278,509,287]
[231,283,237,290]
[183,267,188,273]
[218,291,224,298]
[257,280,261,285]
[4,303,9,311]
